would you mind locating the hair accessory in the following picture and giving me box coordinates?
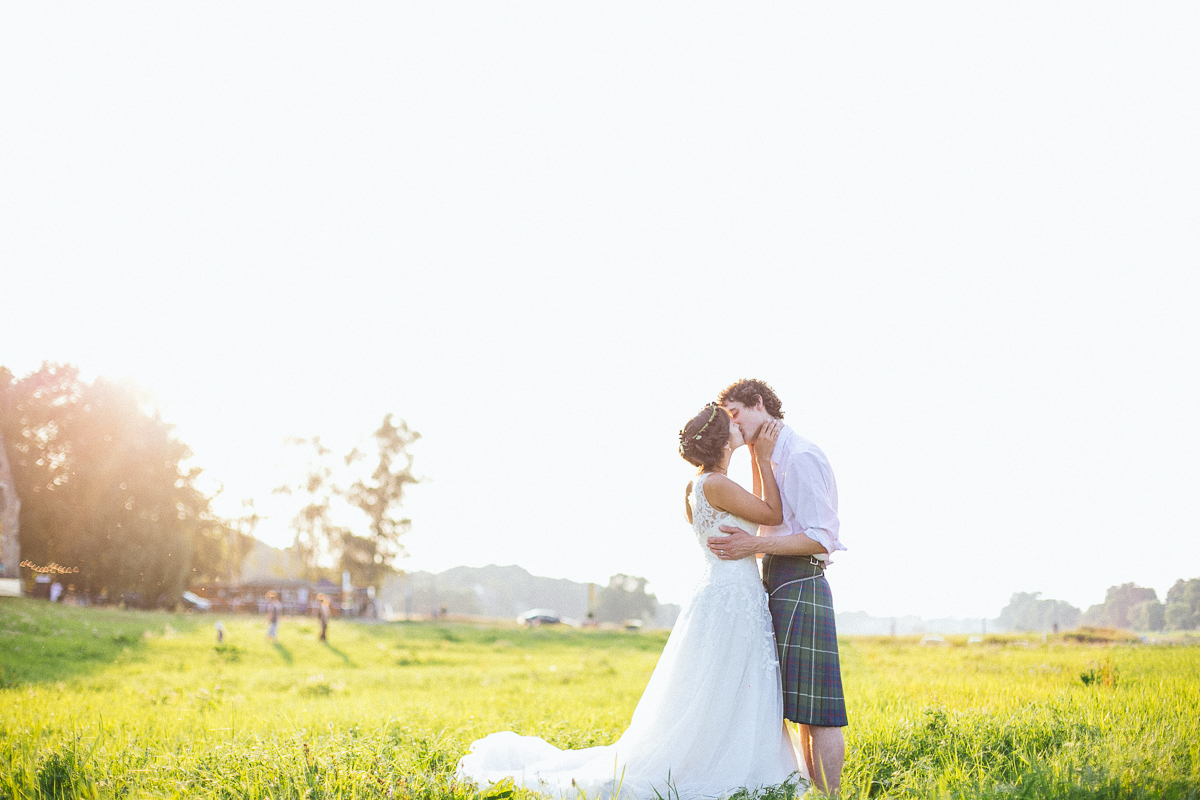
[680,405,720,444]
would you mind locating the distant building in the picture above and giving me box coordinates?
[191,579,370,617]
[0,429,21,596]
[191,539,372,615]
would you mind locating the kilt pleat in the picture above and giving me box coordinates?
[763,556,848,728]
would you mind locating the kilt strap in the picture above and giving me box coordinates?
[767,574,824,597]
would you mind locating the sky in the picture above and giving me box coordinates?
[2,3,1197,619]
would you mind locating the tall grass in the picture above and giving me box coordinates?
[1,598,1197,799]
[841,637,1200,798]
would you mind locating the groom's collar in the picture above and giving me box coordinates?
[770,423,795,463]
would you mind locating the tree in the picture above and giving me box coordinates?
[225,500,262,584]
[343,414,420,588]
[1164,578,1200,631]
[275,415,420,588]
[274,437,348,581]
[1130,599,1166,632]
[594,574,659,624]
[1082,583,1159,630]
[187,499,259,585]
[0,364,212,605]
[996,592,1081,632]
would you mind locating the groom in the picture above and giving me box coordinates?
[707,379,848,796]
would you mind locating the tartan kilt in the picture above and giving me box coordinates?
[762,555,848,728]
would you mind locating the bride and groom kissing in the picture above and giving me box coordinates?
[459,379,848,798]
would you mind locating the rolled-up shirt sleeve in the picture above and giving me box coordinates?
[781,450,846,562]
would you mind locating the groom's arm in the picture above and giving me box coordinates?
[708,450,836,561]
[751,530,829,556]
[708,527,828,560]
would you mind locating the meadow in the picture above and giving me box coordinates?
[1,597,1197,800]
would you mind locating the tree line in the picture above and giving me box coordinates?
[998,578,1200,633]
[1079,579,1200,632]
[383,565,673,625]
[0,364,418,606]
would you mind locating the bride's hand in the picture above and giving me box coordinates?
[728,421,746,451]
[753,419,781,461]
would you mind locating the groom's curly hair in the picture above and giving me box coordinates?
[679,403,732,471]
[718,379,784,420]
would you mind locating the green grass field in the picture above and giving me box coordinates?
[1,597,1198,799]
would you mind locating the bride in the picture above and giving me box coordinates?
[456,404,803,799]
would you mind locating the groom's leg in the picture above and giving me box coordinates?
[802,725,844,796]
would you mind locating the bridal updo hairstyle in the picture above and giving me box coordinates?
[679,403,731,472]
[717,378,785,420]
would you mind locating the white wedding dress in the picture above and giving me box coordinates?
[457,474,801,799]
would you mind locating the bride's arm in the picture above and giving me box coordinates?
[702,421,784,526]
[751,438,764,500]
[684,481,693,525]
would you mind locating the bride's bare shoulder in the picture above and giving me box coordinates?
[700,472,737,503]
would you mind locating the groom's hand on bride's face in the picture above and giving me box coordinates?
[708,526,757,560]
